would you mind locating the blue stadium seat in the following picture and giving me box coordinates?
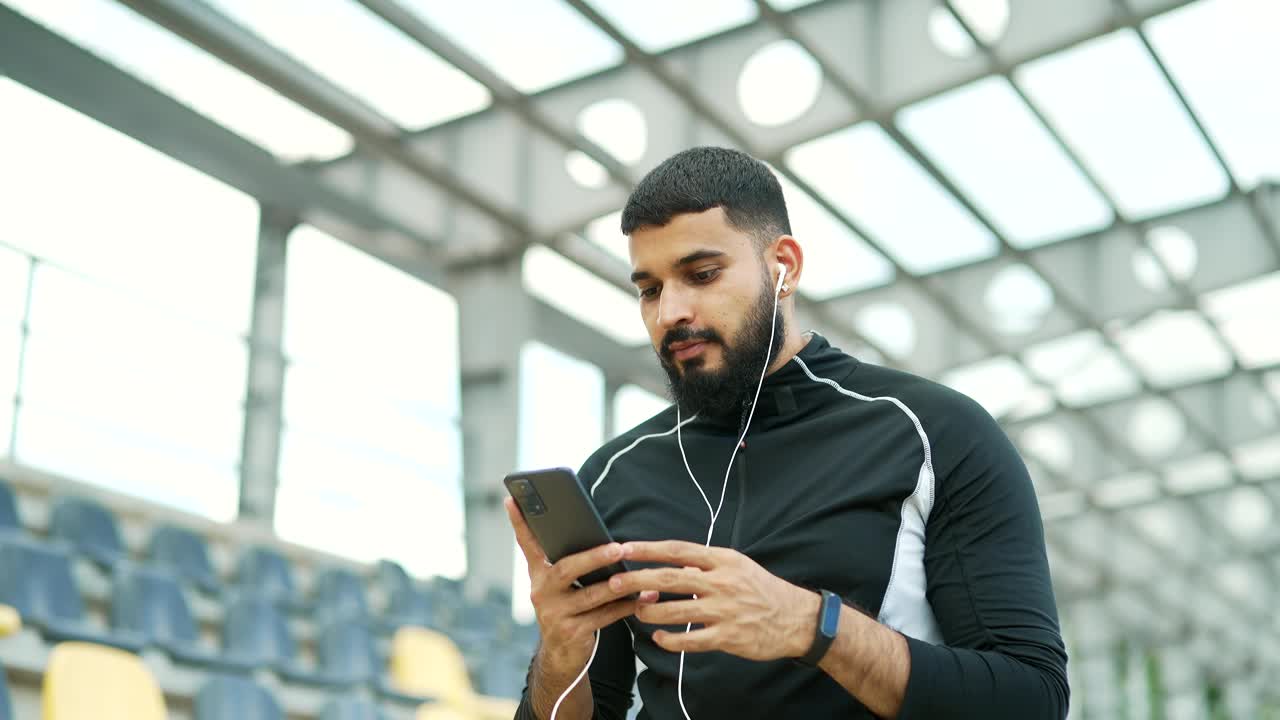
[147,524,221,594]
[48,495,128,568]
[313,566,368,624]
[234,546,303,610]
[0,477,20,536]
[374,559,412,596]
[455,598,512,649]
[477,647,530,699]
[381,584,442,633]
[0,663,13,720]
[194,675,283,720]
[221,595,340,686]
[0,535,142,652]
[317,620,431,705]
[111,564,254,673]
[319,696,388,720]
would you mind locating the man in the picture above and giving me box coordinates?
[508,147,1068,719]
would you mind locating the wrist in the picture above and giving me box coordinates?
[789,588,822,658]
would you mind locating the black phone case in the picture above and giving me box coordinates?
[505,467,631,587]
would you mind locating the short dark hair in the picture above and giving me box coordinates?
[620,146,791,250]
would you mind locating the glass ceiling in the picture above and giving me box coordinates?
[206,0,491,130]
[401,0,622,93]
[10,0,1280,696]
[5,0,353,161]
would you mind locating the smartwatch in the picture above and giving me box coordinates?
[798,589,841,666]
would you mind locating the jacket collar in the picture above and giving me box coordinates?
[689,332,857,429]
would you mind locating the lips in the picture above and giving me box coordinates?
[668,340,708,361]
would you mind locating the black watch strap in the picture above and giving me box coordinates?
[798,589,841,666]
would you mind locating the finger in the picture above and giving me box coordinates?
[566,575,634,615]
[634,598,718,626]
[653,626,722,653]
[549,542,624,591]
[621,541,724,570]
[575,595,644,633]
[608,566,712,597]
[504,497,547,567]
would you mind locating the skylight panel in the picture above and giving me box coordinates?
[773,173,894,299]
[1146,0,1280,190]
[583,0,758,53]
[940,356,1034,420]
[786,123,997,275]
[1016,29,1230,219]
[400,0,622,93]
[206,0,490,130]
[1113,310,1234,388]
[523,245,648,346]
[897,76,1113,248]
[585,211,629,265]
[1022,330,1142,406]
[7,0,352,161]
[1201,271,1280,369]
[1164,451,1233,495]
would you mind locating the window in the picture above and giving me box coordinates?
[2,80,255,521]
[275,226,464,579]
[523,245,649,346]
[513,341,606,621]
[612,383,669,436]
[584,0,757,53]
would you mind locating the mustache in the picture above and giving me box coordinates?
[660,327,722,360]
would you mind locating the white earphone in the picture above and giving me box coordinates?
[550,259,789,720]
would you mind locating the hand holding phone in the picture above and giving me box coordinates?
[503,468,655,681]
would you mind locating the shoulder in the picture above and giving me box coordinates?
[841,362,1012,471]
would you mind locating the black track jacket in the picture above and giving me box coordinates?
[516,334,1069,719]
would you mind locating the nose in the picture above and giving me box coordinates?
[656,284,695,330]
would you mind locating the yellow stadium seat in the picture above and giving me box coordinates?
[390,626,520,720]
[42,642,166,720]
[0,605,20,637]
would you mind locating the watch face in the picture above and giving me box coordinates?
[819,592,842,637]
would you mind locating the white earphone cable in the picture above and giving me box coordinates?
[674,266,785,720]
[550,265,786,720]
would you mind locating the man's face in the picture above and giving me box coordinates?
[629,207,782,417]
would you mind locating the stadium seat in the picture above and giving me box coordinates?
[317,620,432,704]
[111,564,254,673]
[453,599,511,653]
[374,559,413,596]
[382,584,442,633]
[234,546,304,610]
[146,524,221,594]
[222,594,340,686]
[48,495,128,568]
[0,604,20,637]
[42,641,166,720]
[476,647,529,699]
[319,695,390,720]
[313,566,369,623]
[194,675,283,720]
[0,535,143,652]
[0,663,12,720]
[390,626,519,720]
[0,477,20,536]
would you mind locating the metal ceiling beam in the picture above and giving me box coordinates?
[117,0,529,250]
[0,3,440,264]
[939,0,1280,620]
[555,0,1280,670]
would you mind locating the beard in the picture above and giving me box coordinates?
[657,273,785,420]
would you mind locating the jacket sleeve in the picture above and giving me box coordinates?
[513,618,636,720]
[896,395,1070,720]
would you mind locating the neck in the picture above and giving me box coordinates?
[765,326,810,376]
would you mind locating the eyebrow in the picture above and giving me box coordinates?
[630,249,728,284]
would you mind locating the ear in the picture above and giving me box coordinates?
[770,235,804,297]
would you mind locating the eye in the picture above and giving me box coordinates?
[638,285,659,300]
[691,268,720,284]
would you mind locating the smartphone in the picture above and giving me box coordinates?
[505,467,631,588]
